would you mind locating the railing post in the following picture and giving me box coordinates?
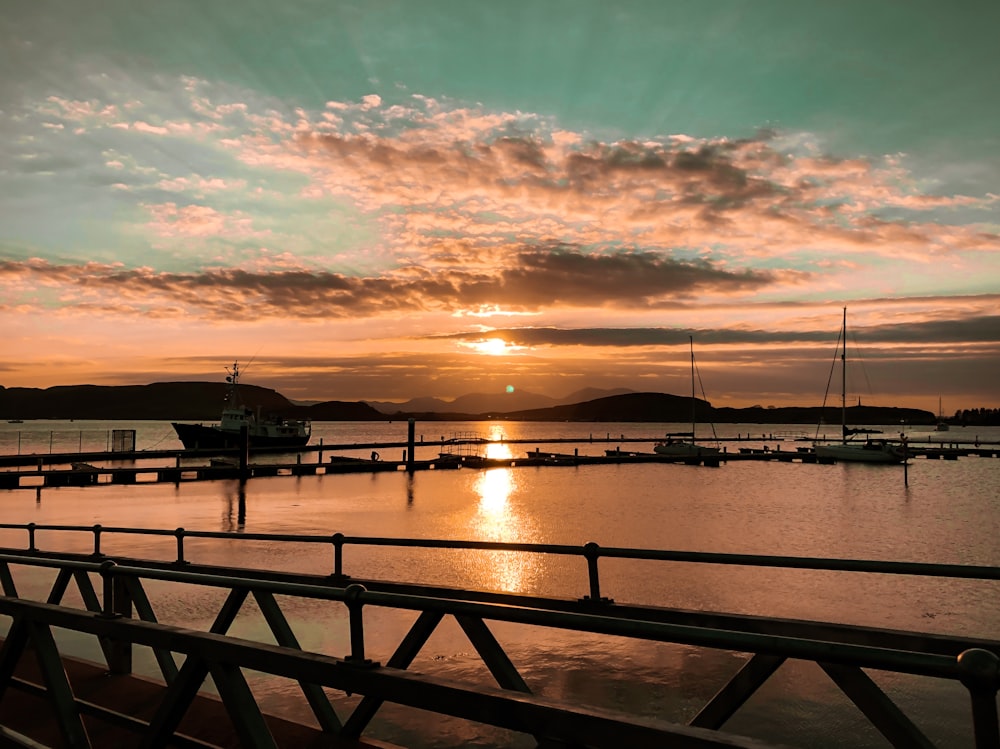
[99,560,119,618]
[93,524,103,557]
[958,649,1000,749]
[331,532,349,579]
[343,584,378,667]
[26,522,36,552]
[581,542,612,604]
[175,527,187,564]
[107,562,134,674]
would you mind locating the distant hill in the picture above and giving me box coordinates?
[0,383,936,425]
[0,383,386,421]
[365,387,635,414]
[492,393,935,426]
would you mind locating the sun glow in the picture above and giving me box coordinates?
[470,337,508,356]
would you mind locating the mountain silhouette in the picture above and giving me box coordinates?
[364,387,635,415]
[0,383,935,425]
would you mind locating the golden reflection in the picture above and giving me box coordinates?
[484,441,513,460]
[475,468,515,523]
[484,423,509,456]
[471,467,538,592]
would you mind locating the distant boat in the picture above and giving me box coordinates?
[171,361,311,450]
[935,397,950,432]
[814,309,905,464]
[653,336,720,458]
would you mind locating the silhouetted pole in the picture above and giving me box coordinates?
[407,418,415,473]
[237,483,246,526]
[903,435,909,487]
[238,426,249,521]
[239,425,250,479]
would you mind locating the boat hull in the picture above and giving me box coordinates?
[172,422,310,450]
[653,442,720,457]
[814,442,905,464]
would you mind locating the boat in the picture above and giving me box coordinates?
[653,336,720,458]
[171,361,311,450]
[814,309,905,464]
[935,397,950,431]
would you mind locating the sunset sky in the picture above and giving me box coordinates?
[2,1,998,412]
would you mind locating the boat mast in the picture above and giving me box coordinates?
[689,335,695,439]
[840,307,847,444]
[225,361,241,408]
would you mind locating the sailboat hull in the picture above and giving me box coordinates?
[653,442,720,457]
[814,441,905,464]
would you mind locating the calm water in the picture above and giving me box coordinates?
[1,419,999,747]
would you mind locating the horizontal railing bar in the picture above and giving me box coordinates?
[0,553,104,572]
[9,548,1000,658]
[595,547,1000,581]
[334,535,583,555]
[3,522,1000,581]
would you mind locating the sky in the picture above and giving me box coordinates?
[2,0,999,413]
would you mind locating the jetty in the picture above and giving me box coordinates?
[0,430,998,490]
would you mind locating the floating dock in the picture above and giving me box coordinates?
[0,435,996,490]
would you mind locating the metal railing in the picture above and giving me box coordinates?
[0,522,997,748]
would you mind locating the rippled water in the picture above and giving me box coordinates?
[1,419,998,747]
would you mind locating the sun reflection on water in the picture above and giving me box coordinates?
[469,466,540,593]
[483,424,511,460]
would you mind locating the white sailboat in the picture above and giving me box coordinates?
[654,336,720,458]
[814,309,905,464]
[935,397,950,432]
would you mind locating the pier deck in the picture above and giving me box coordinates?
[0,648,389,748]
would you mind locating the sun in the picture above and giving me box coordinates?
[473,337,508,355]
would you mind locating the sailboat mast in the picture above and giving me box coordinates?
[840,307,847,444]
[689,335,695,439]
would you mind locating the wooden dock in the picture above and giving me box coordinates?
[0,437,997,491]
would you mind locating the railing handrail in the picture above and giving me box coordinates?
[2,521,999,582]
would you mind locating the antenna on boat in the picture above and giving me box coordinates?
[689,335,695,438]
[240,348,262,375]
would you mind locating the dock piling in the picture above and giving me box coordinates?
[407,419,415,473]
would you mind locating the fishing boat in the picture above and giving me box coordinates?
[171,362,311,450]
[653,336,720,458]
[814,309,905,464]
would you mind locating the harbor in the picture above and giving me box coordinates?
[2,442,1000,490]
[1,418,999,747]
[0,426,996,490]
